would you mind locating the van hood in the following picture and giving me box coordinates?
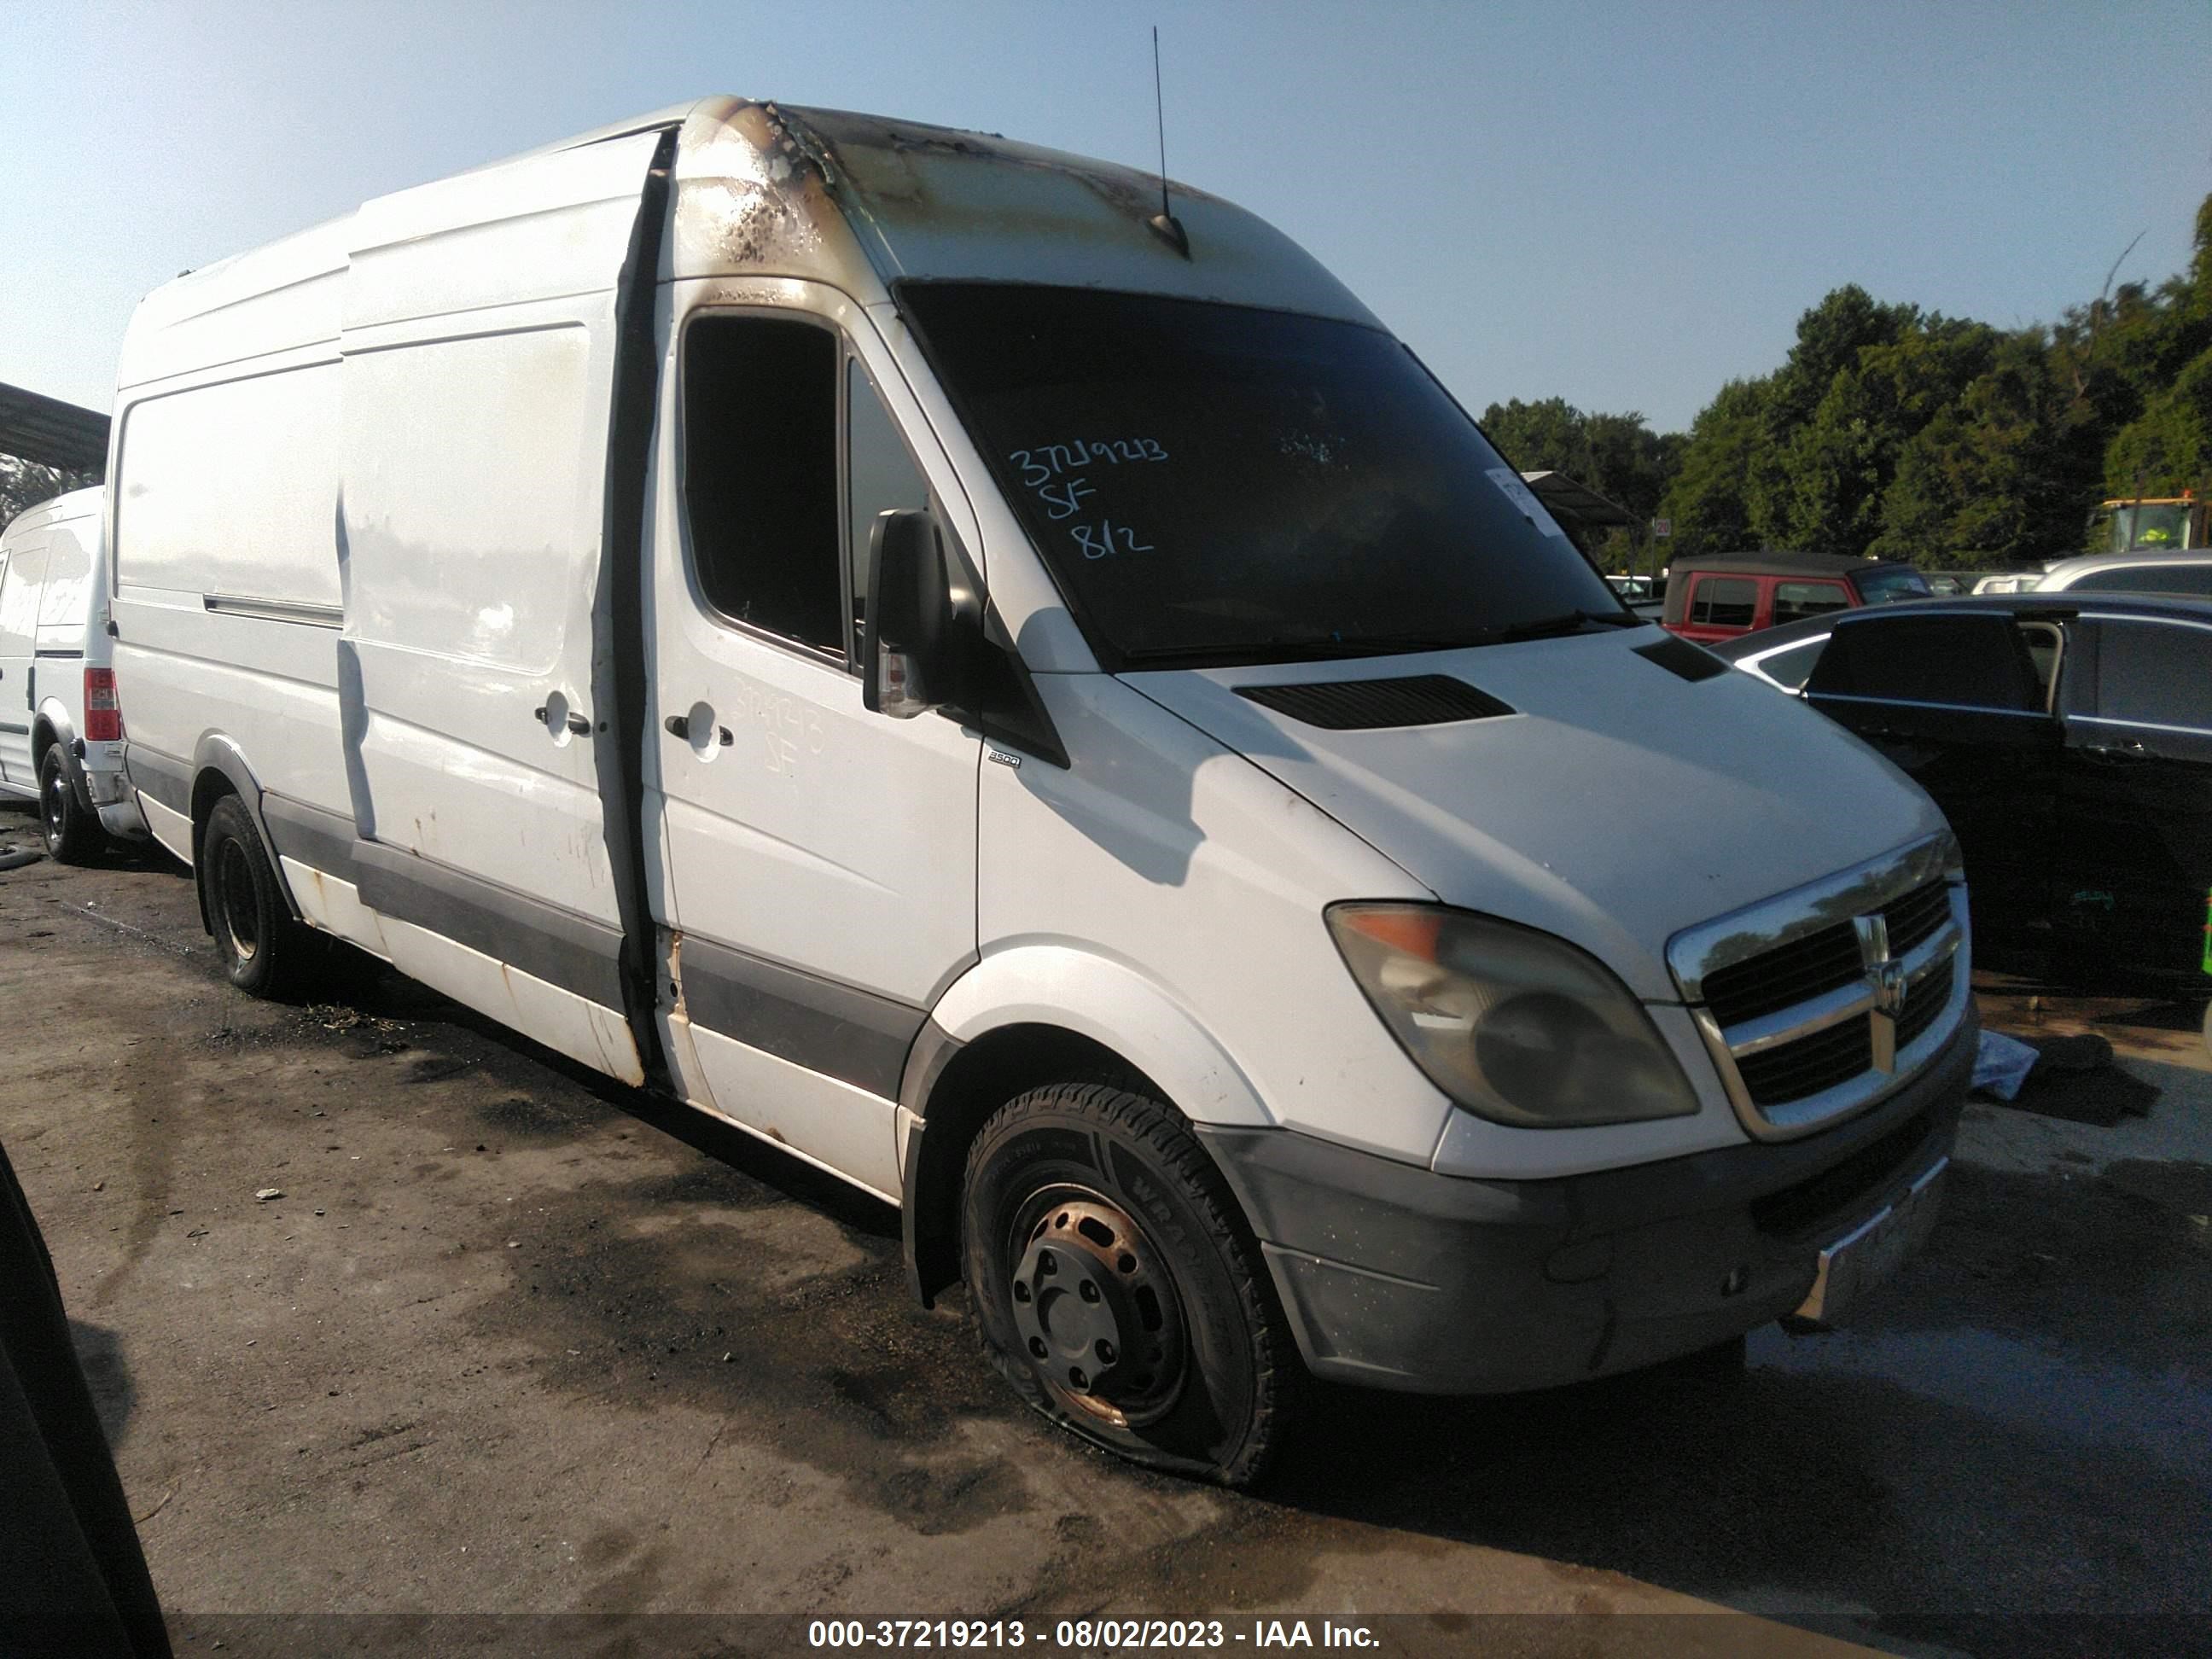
[1119,628,1947,1003]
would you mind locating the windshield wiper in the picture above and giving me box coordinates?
[1479,608,1648,643]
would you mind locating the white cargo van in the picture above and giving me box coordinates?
[0,486,144,859]
[108,99,1975,1483]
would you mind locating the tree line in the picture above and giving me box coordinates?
[1483,191,2212,573]
[0,457,100,533]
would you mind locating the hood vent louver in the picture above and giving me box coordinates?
[1234,675,1515,731]
[1635,636,1731,683]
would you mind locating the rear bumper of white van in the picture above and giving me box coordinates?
[1196,1005,1975,1395]
[79,746,149,839]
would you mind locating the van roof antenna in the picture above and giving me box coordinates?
[1147,26,1190,258]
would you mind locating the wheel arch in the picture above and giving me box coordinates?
[188,736,301,926]
[898,946,1276,1307]
[30,702,94,816]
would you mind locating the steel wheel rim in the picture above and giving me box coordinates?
[41,763,67,847]
[1004,1182,1189,1429]
[217,841,259,963]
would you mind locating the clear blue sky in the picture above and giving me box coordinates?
[5,1,2206,433]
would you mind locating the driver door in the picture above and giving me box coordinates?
[649,302,981,1196]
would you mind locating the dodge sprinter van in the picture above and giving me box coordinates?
[0,487,144,859]
[108,99,1975,1483]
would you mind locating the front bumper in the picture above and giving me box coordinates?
[1197,1004,1975,1394]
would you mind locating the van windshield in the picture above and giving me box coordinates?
[895,282,1626,667]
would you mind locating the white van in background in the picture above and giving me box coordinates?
[108,98,1975,1483]
[0,487,144,859]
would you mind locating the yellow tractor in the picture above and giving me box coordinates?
[2088,491,2210,553]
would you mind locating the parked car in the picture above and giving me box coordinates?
[1710,611,1842,692]
[0,488,146,860]
[1662,551,1932,643]
[2028,552,2212,597]
[1716,595,2212,1044]
[107,96,1975,1482]
[1970,570,2043,595]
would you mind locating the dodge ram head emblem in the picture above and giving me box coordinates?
[1853,914,1909,1071]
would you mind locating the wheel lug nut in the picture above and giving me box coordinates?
[1068,1367,1089,1391]
[1096,1340,1116,1365]
[1037,1252,1057,1276]
[1012,1282,1031,1304]
[1027,1337,1047,1359]
[1078,1280,1100,1303]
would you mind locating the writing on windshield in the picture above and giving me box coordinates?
[897,282,1619,667]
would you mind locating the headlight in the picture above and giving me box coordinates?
[1325,903,1699,1128]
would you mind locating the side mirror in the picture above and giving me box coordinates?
[864,509,952,719]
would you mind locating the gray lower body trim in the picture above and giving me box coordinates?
[255,795,626,1010]
[1200,1010,1975,1395]
[347,841,626,1010]
[259,795,360,881]
[125,746,190,816]
[680,936,925,1101]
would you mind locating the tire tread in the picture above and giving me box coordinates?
[962,1082,1299,1487]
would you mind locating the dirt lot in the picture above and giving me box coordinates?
[2,805,2207,1659]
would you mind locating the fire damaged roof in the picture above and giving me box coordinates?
[120,96,1377,398]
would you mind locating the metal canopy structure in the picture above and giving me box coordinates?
[1520,470,1635,536]
[0,382,109,474]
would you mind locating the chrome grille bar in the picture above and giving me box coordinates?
[1667,831,1970,1142]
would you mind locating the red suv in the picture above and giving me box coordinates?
[1662,552,1931,643]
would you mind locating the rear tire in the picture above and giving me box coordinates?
[960,1083,1298,1487]
[200,795,317,998]
[38,746,105,864]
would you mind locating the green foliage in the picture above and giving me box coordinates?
[1637,190,2212,568]
[1479,396,1676,568]
[1656,378,1767,557]
[0,455,99,534]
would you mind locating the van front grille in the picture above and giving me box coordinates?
[1738,1020,1875,1106]
[1703,923,1865,1027]
[1667,840,1968,1138]
[1883,880,1953,958]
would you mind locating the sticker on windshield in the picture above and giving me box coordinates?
[1485,469,1569,538]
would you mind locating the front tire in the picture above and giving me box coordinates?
[200,795,317,998]
[961,1083,1297,1487]
[38,746,105,864]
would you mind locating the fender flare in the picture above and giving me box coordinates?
[30,701,94,815]
[919,944,1275,1129]
[189,733,302,920]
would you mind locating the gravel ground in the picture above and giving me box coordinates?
[1,803,2206,1659]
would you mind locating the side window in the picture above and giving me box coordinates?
[36,526,94,633]
[1770,579,1850,626]
[845,353,931,655]
[2017,620,2063,708]
[0,542,49,649]
[1689,575,1757,628]
[2078,563,2212,597]
[2096,620,2212,731]
[1752,637,1830,691]
[1806,614,2040,711]
[684,316,843,656]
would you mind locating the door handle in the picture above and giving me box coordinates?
[533,705,591,736]
[666,709,734,749]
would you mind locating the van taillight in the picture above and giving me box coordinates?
[84,667,122,742]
